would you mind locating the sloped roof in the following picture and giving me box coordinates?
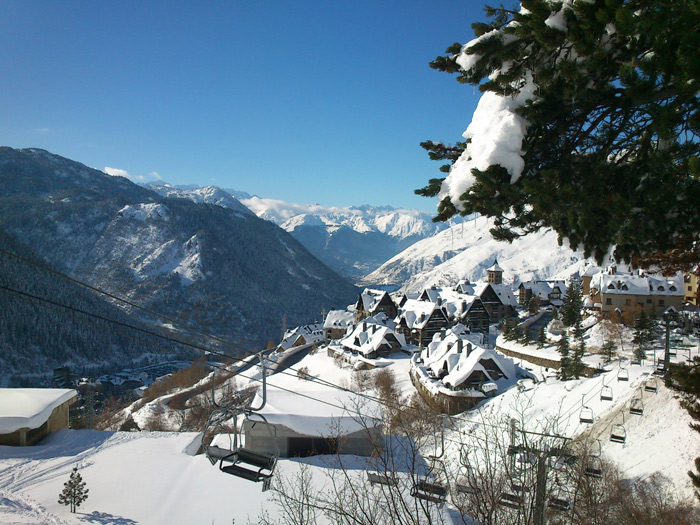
[340,323,405,357]
[358,288,392,313]
[397,299,442,330]
[0,388,77,434]
[323,310,355,330]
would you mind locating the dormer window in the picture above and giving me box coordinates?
[621,284,628,291]
[658,286,665,291]
[608,283,615,290]
[669,285,677,292]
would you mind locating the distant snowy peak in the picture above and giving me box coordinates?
[240,196,445,241]
[147,183,253,218]
[363,216,590,292]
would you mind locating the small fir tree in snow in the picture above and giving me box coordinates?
[602,340,617,364]
[537,326,547,348]
[633,310,654,362]
[58,467,88,513]
[571,321,586,379]
[557,334,571,381]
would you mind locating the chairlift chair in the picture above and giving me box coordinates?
[610,414,627,444]
[499,491,523,509]
[601,385,613,401]
[368,471,397,486]
[203,354,279,491]
[630,395,644,416]
[548,494,571,512]
[579,406,594,424]
[644,377,658,393]
[411,479,448,504]
[617,368,629,382]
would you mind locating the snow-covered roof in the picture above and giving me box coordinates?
[397,299,442,330]
[278,324,324,351]
[0,389,77,434]
[592,271,684,297]
[487,259,503,273]
[474,282,518,307]
[358,288,391,313]
[323,310,354,330]
[252,387,381,437]
[340,322,405,357]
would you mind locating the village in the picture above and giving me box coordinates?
[2,259,700,523]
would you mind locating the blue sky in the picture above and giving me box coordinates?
[0,1,486,211]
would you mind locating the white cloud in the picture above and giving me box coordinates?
[105,167,163,182]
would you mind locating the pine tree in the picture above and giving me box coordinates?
[418,0,700,272]
[557,334,571,381]
[561,282,583,328]
[536,326,547,349]
[602,340,617,364]
[633,310,653,362]
[58,467,89,513]
[571,321,586,379]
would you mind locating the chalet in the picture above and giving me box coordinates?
[323,310,355,343]
[410,327,518,414]
[473,282,518,323]
[243,387,382,458]
[418,285,490,333]
[396,299,450,348]
[517,280,567,307]
[0,388,78,446]
[354,288,397,322]
[340,320,405,360]
[277,323,324,352]
[584,266,684,317]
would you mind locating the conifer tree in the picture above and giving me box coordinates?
[571,321,586,378]
[633,310,654,362]
[58,467,89,513]
[537,326,547,349]
[561,282,582,328]
[557,333,571,381]
[418,0,700,272]
[602,340,617,364]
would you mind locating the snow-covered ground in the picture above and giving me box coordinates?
[2,340,698,523]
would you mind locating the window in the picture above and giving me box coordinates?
[625,299,632,306]
[658,286,665,291]
[646,299,652,304]
[605,298,612,305]
[621,284,629,291]
[608,283,615,290]
[669,286,677,292]
[659,299,665,306]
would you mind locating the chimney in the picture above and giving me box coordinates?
[457,340,463,354]
[440,328,446,340]
[362,321,367,332]
[466,343,472,356]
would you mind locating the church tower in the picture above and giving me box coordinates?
[487,258,503,285]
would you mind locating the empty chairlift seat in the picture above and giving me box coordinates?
[644,377,658,393]
[617,368,629,382]
[600,386,613,401]
[411,479,447,504]
[610,424,627,444]
[579,406,594,424]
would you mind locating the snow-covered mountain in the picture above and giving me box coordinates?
[0,148,358,372]
[363,215,590,292]
[147,183,254,218]
[240,197,447,278]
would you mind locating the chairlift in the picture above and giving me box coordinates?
[412,424,448,504]
[579,406,594,424]
[203,354,279,491]
[584,456,603,478]
[644,377,658,393]
[610,413,627,444]
[600,385,613,401]
[456,482,480,496]
[630,393,644,416]
[617,368,629,382]
[548,495,571,512]
[368,471,397,486]
[411,479,448,504]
